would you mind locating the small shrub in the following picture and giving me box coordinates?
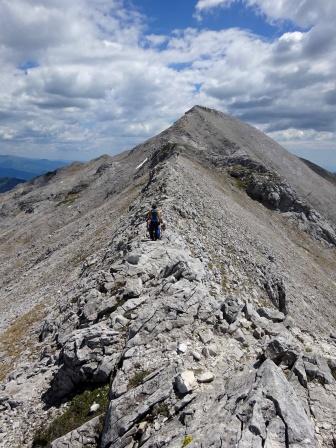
[182,435,193,447]
[128,370,150,389]
[235,177,249,190]
[154,402,170,418]
[56,192,79,207]
[33,384,109,447]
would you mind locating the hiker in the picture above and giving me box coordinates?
[146,204,163,241]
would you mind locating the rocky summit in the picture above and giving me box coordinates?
[0,106,336,448]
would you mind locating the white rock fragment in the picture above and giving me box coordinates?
[175,370,197,394]
[135,158,148,170]
[192,351,202,361]
[197,371,214,383]
[89,402,100,413]
[177,342,188,354]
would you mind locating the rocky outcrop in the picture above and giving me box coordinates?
[51,415,102,448]
[228,156,336,246]
[46,322,124,402]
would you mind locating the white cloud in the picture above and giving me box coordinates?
[196,0,233,9]
[195,0,234,17]
[195,0,336,27]
[247,0,336,27]
[0,0,335,163]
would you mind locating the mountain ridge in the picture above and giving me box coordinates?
[0,106,335,448]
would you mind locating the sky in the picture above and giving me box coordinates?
[0,0,335,170]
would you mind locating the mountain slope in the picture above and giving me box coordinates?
[300,157,336,186]
[0,106,335,448]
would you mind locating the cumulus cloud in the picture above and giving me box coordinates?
[0,0,335,162]
[195,0,336,27]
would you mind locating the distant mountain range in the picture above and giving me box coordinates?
[0,155,70,193]
[0,177,26,193]
[0,155,69,180]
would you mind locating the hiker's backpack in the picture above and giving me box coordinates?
[151,209,159,223]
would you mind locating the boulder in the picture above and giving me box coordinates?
[264,277,287,314]
[264,335,299,367]
[123,278,142,299]
[46,323,123,401]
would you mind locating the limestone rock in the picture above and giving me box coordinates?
[197,371,214,383]
[51,415,102,448]
[257,307,285,323]
[175,371,197,394]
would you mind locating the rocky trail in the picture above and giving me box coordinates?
[1,106,336,447]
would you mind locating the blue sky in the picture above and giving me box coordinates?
[136,0,296,38]
[0,0,335,170]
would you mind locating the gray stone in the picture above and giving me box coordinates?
[304,356,334,385]
[123,278,142,299]
[264,335,299,367]
[257,307,285,323]
[233,329,245,343]
[198,329,213,344]
[253,327,264,339]
[221,298,243,324]
[208,344,218,356]
[127,254,141,265]
[264,277,287,315]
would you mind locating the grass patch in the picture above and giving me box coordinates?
[0,303,45,382]
[234,177,249,191]
[0,362,12,384]
[256,294,272,308]
[153,402,170,418]
[70,247,92,266]
[128,369,151,390]
[56,192,79,207]
[182,435,193,447]
[32,384,109,447]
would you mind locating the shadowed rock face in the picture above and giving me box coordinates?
[0,106,336,448]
